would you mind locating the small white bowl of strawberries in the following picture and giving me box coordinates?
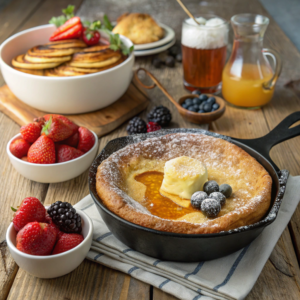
[6,114,98,183]
[6,196,93,278]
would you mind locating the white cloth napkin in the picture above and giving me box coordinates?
[75,175,300,300]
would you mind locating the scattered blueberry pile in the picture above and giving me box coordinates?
[152,45,182,69]
[181,90,220,113]
[190,181,232,217]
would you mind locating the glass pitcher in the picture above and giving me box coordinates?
[222,14,282,109]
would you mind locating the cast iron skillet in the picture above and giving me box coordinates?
[89,112,300,262]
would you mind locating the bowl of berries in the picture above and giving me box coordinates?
[6,197,93,278]
[6,114,98,183]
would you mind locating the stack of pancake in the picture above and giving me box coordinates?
[12,40,125,77]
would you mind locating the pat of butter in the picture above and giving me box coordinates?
[160,156,208,199]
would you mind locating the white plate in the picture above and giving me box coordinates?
[134,23,175,51]
[134,37,176,56]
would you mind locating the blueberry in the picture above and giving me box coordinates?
[176,53,182,62]
[152,57,163,68]
[188,106,197,112]
[203,180,219,194]
[199,102,205,110]
[182,103,188,109]
[191,191,208,209]
[201,199,221,217]
[192,90,201,96]
[192,105,199,111]
[193,98,202,105]
[203,103,212,112]
[185,98,193,106]
[207,97,216,104]
[209,192,226,206]
[212,103,219,110]
[199,94,208,101]
[219,184,232,198]
[165,56,175,67]
[198,109,205,113]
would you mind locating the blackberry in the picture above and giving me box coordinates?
[152,57,163,68]
[126,117,147,135]
[191,191,208,209]
[201,198,221,217]
[47,201,82,233]
[203,180,219,195]
[147,105,172,126]
[165,56,175,67]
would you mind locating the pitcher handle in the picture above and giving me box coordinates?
[262,48,282,90]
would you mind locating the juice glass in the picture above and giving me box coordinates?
[222,14,282,108]
[181,15,229,93]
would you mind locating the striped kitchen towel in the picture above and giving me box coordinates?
[75,175,300,300]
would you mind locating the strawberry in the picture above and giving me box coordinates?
[21,157,28,162]
[77,127,95,153]
[52,233,84,255]
[42,116,73,142]
[45,213,61,240]
[63,132,79,147]
[12,197,46,232]
[50,16,82,41]
[28,135,56,164]
[16,222,57,255]
[146,122,161,133]
[82,21,101,46]
[56,144,84,163]
[9,139,30,159]
[43,114,79,136]
[20,122,42,143]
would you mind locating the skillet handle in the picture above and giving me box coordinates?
[233,111,300,171]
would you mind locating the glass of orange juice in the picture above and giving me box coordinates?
[222,14,282,109]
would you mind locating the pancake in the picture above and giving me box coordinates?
[68,55,121,68]
[13,67,44,76]
[12,54,62,69]
[96,133,272,234]
[24,53,71,63]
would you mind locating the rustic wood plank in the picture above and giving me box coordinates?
[0,82,149,137]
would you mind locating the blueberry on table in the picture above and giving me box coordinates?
[209,192,226,206]
[207,97,216,104]
[219,184,232,198]
[201,198,221,217]
[199,94,208,101]
[176,53,182,62]
[192,90,201,96]
[212,103,220,110]
[185,98,193,106]
[165,56,175,67]
[203,180,219,194]
[191,191,208,209]
[152,57,163,68]
[203,103,212,112]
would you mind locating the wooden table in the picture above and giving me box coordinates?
[1,0,300,299]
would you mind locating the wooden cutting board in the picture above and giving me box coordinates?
[0,78,149,137]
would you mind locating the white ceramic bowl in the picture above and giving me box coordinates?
[6,131,98,183]
[6,208,93,278]
[0,24,134,114]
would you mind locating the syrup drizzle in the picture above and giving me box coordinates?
[135,171,198,220]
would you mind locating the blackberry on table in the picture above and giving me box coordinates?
[165,56,175,67]
[191,191,208,209]
[126,117,147,135]
[147,105,172,126]
[47,201,82,233]
[201,198,221,217]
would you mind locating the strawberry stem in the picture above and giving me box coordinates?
[41,116,52,135]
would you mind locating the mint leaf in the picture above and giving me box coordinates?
[62,5,75,19]
[103,14,113,31]
[110,44,119,51]
[49,15,66,27]
[90,20,101,30]
[83,20,91,27]
[11,207,17,212]
[86,32,93,40]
